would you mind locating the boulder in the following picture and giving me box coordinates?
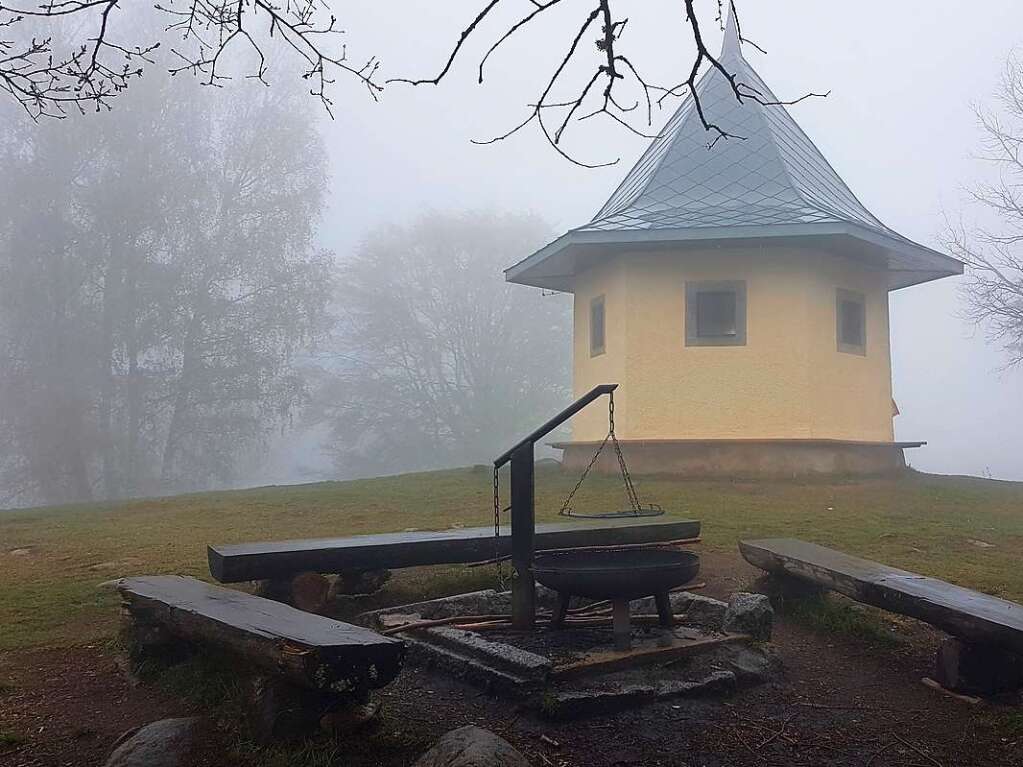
[414,725,530,767]
[631,591,728,630]
[104,718,201,767]
[723,592,774,640]
[722,645,780,684]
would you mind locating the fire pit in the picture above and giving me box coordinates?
[534,548,701,649]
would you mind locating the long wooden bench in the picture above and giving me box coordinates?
[117,576,405,739]
[739,538,1023,694]
[208,518,701,583]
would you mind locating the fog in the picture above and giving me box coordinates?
[2,1,1021,509]
[315,0,1023,480]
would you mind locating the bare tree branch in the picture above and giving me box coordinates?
[0,0,381,119]
[945,52,1023,368]
[389,0,822,165]
[1,0,819,166]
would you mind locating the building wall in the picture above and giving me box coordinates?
[805,252,894,441]
[570,245,894,443]
[571,256,630,441]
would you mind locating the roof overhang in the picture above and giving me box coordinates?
[505,222,963,292]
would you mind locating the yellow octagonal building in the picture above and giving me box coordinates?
[505,16,962,477]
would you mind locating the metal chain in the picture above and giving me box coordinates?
[608,394,642,512]
[558,390,645,516]
[493,465,508,589]
[557,430,612,517]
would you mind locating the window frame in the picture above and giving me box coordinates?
[589,294,606,357]
[685,280,747,347]
[836,288,867,356]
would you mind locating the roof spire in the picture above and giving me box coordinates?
[721,2,742,61]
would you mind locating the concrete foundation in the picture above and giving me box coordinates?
[553,438,921,478]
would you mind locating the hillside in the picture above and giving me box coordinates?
[3,466,1023,650]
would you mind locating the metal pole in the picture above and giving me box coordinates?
[510,443,536,629]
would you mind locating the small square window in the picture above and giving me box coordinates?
[590,295,605,357]
[836,289,866,355]
[686,281,746,346]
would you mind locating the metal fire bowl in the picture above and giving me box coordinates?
[532,548,701,601]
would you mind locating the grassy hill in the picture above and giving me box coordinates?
[3,466,1023,651]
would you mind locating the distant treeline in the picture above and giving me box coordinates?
[0,75,569,508]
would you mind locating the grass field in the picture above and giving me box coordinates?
[3,465,1023,651]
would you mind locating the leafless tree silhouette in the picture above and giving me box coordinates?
[1,0,817,160]
[946,53,1023,368]
[0,0,380,119]
[389,0,822,166]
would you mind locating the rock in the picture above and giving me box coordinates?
[723,592,774,640]
[658,670,737,698]
[543,686,657,721]
[8,548,31,556]
[414,725,530,767]
[104,718,200,767]
[722,645,780,684]
[333,568,392,596]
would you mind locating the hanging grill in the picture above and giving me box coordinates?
[558,390,664,519]
[491,383,691,636]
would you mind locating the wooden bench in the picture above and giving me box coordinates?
[117,576,405,739]
[739,538,1023,695]
[208,518,701,608]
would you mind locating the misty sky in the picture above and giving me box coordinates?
[297,1,1021,480]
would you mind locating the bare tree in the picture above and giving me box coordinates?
[0,73,333,506]
[0,1,812,162]
[0,0,380,119]
[946,53,1023,368]
[308,211,571,478]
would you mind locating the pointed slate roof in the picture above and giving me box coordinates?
[506,12,961,291]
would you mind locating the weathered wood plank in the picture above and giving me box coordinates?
[208,518,701,583]
[118,576,404,693]
[739,538,1023,654]
[550,632,750,680]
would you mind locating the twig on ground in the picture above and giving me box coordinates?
[891,733,943,767]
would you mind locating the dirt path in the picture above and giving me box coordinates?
[2,552,1020,767]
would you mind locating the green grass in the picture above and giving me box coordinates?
[782,594,903,647]
[0,731,28,749]
[3,465,1023,650]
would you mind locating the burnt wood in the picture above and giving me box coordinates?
[209,519,701,583]
[117,576,404,693]
[739,538,1023,655]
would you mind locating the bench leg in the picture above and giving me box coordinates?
[934,637,1023,696]
[120,611,189,671]
[249,676,329,743]
[255,573,331,614]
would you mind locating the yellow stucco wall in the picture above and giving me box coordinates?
[570,245,894,443]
